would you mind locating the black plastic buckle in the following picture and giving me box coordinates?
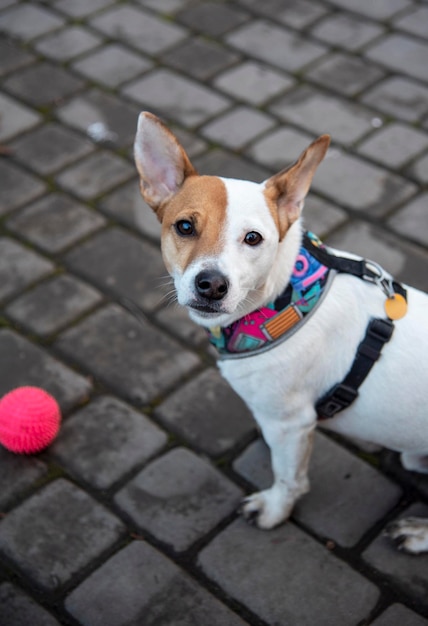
[368,318,394,343]
[316,384,359,420]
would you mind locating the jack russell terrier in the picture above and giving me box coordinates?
[134,112,428,554]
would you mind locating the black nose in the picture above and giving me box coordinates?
[195,270,229,301]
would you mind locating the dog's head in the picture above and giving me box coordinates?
[134,112,329,328]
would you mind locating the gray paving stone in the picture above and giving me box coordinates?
[239,0,327,28]
[304,195,348,237]
[52,396,167,489]
[73,43,152,87]
[394,6,428,39]
[247,126,315,171]
[177,2,249,36]
[357,123,428,168]
[3,62,84,107]
[66,541,248,626]
[227,20,327,72]
[56,88,141,149]
[310,13,386,50]
[6,193,106,253]
[57,151,134,200]
[0,92,41,142]
[214,61,295,106]
[0,37,35,76]
[155,305,209,348]
[154,368,255,456]
[199,519,379,626]
[326,0,411,19]
[0,447,47,510]
[362,77,428,123]
[90,5,187,54]
[34,26,102,61]
[312,149,417,215]
[305,53,386,96]
[5,274,102,337]
[410,151,428,184]
[0,4,64,39]
[162,37,240,81]
[137,0,190,12]
[0,479,124,592]
[0,329,92,413]
[116,448,243,551]
[270,85,376,145]
[64,226,167,311]
[0,583,60,626]
[10,123,94,175]
[365,34,428,83]
[0,238,53,303]
[201,106,274,149]
[363,503,428,606]
[0,160,46,215]
[54,0,115,17]
[388,193,428,247]
[194,148,270,181]
[372,604,428,626]
[123,68,230,127]
[55,304,199,405]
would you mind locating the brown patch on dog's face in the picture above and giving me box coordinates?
[160,175,228,274]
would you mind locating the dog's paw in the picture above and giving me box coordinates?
[240,489,293,530]
[385,517,428,554]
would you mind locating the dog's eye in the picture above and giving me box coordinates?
[244,231,263,246]
[175,220,195,236]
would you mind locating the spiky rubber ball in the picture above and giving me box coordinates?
[0,387,61,454]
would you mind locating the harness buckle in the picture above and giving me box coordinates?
[316,384,358,420]
[368,318,394,343]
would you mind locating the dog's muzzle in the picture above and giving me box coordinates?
[195,270,229,301]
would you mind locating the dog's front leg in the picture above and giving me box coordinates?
[241,412,315,529]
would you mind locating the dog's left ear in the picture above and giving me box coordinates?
[265,135,330,239]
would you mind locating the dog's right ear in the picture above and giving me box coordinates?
[134,112,197,219]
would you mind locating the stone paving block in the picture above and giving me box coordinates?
[303,194,348,237]
[57,151,134,200]
[65,541,248,626]
[177,1,249,36]
[6,193,106,253]
[123,68,230,127]
[366,34,428,83]
[56,88,141,149]
[388,193,428,247]
[394,6,428,39]
[54,0,115,17]
[52,395,167,490]
[326,221,428,292]
[34,25,102,61]
[201,106,274,149]
[3,62,84,107]
[410,152,428,184]
[0,447,47,510]
[90,5,187,55]
[154,368,255,456]
[64,226,167,311]
[0,479,124,592]
[0,160,45,215]
[0,583,60,626]
[247,126,315,171]
[363,503,428,606]
[357,123,428,168]
[0,37,35,76]
[326,0,411,19]
[5,274,102,337]
[10,123,94,175]
[270,85,376,145]
[214,61,295,106]
[239,0,327,28]
[199,519,379,626]
[136,0,189,12]
[116,447,243,551]
[372,604,428,626]
[162,38,240,81]
[55,304,199,405]
[194,148,270,181]
[362,77,428,123]
[73,43,152,88]
[0,238,53,303]
[227,20,327,72]
[310,13,386,50]
[0,92,41,142]
[155,305,209,348]
[312,149,417,215]
[0,4,64,39]
[305,53,386,96]
[0,329,92,413]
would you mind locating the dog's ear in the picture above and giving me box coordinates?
[134,112,197,219]
[265,135,330,238]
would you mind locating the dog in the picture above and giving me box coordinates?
[134,111,428,554]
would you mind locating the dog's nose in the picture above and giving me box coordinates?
[195,270,229,301]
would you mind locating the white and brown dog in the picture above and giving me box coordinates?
[134,112,428,554]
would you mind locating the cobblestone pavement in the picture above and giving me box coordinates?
[1,0,428,624]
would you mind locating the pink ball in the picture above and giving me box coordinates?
[0,387,61,454]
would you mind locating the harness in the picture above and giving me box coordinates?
[207,231,408,421]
